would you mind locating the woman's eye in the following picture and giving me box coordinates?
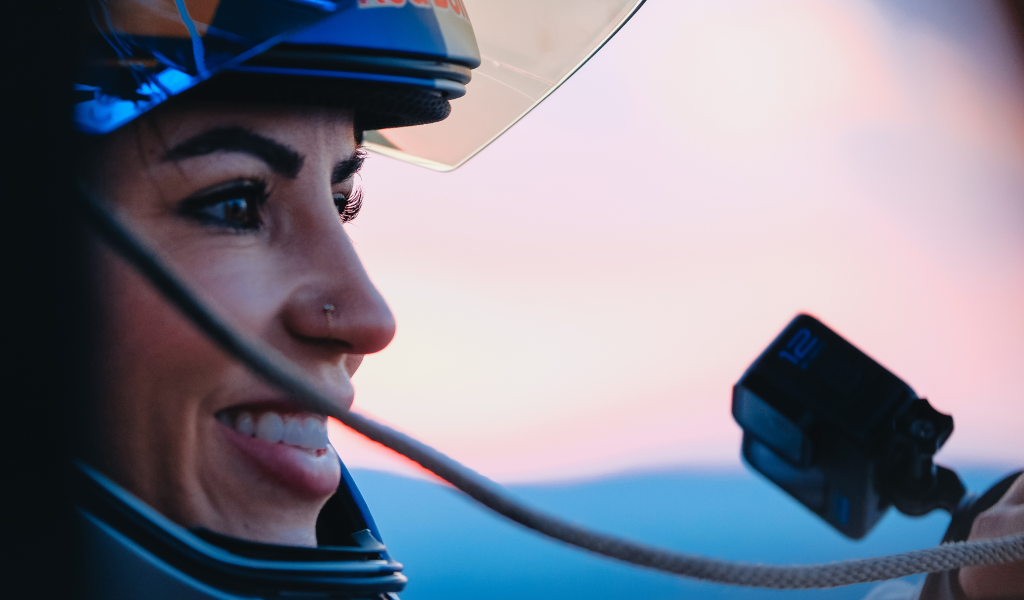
[180,181,267,231]
[334,187,363,223]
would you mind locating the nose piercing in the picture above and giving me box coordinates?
[323,304,335,330]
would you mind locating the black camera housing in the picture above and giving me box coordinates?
[733,314,962,539]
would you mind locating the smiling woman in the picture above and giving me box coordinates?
[65,1,662,598]
[84,104,394,548]
[67,2,488,595]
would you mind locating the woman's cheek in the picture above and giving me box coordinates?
[97,249,237,416]
[92,250,232,506]
[180,249,288,333]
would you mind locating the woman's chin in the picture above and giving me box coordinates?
[217,419,342,501]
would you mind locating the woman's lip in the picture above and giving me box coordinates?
[217,420,340,500]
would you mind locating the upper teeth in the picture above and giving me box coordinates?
[228,411,329,451]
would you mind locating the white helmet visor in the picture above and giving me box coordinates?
[363,0,647,171]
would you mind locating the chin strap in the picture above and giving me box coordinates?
[80,188,1024,589]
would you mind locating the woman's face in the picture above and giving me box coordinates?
[88,103,395,547]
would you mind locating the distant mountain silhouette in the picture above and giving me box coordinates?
[349,467,1015,600]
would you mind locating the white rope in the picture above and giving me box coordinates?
[84,192,1024,589]
[336,410,1024,589]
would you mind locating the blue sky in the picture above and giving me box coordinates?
[350,466,1015,600]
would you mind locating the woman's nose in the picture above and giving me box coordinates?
[279,239,396,358]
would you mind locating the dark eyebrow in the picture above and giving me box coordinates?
[163,127,305,179]
[332,150,366,185]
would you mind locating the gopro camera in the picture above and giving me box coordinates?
[732,314,967,539]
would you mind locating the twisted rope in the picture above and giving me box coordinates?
[82,191,1024,589]
[340,410,1024,588]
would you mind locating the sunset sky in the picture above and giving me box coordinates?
[330,0,1024,483]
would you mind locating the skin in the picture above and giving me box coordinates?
[960,474,1024,599]
[86,102,395,547]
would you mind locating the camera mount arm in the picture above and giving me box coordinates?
[876,398,972,517]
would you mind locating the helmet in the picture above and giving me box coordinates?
[76,0,480,134]
[76,0,646,169]
[74,1,645,598]
[76,460,406,600]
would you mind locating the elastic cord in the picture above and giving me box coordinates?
[79,189,1024,589]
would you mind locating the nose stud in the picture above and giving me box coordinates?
[323,304,335,331]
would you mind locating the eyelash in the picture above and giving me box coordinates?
[179,178,363,231]
[179,179,269,231]
[334,186,363,223]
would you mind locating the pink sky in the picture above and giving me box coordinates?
[330,0,1024,483]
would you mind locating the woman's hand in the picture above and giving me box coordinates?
[959,474,1024,599]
